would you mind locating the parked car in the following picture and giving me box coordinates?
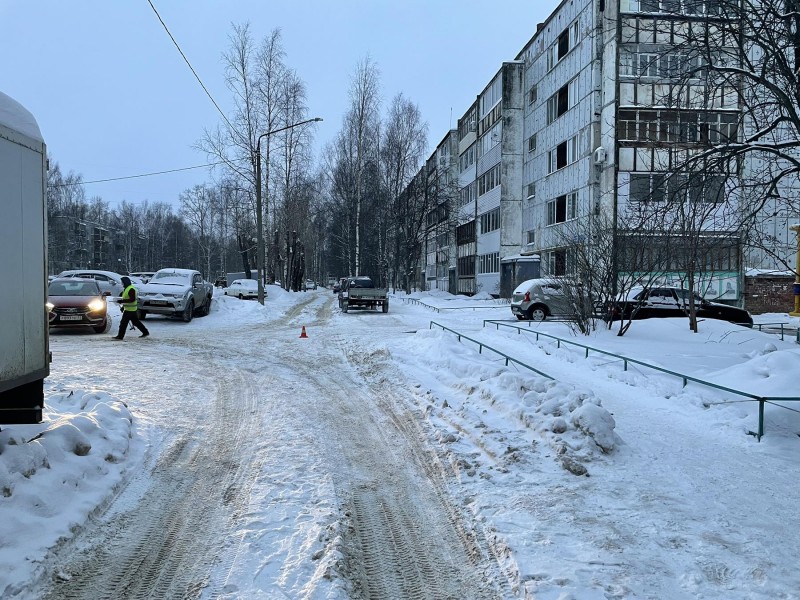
[225,279,260,300]
[47,277,109,333]
[137,268,213,322]
[511,279,578,321]
[606,286,753,326]
[304,280,317,290]
[214,278,228,288]
[332,281,341,293]
[129,271,155,283]
[57,269,125,298]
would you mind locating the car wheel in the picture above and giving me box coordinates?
[382,302,389,313]
[238,293,243,300]
[528,305,546,321]
[182,300,194,323]
[199,298,211,316]
[93,320,108,334]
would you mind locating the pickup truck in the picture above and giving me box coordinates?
[137,268,213,322]
[339,276,389,313]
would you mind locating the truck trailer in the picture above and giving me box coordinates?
[0,91,49,423]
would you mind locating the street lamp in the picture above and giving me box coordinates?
[254,116,323,304]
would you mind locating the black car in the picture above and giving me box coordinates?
[606,286,753,326]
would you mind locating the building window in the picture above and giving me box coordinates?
[630,173,668,202]
[618,109,739,144]
[459,144,476,172]
[546,192,578,225]
[547,248,568,277]
[548,135,579,173]
[478,121,502,157]
[527,230,536,245]
[528,85,538,105]
[478,252,500,274]
[526,182,536,198]
[459,182,476,207]
[479,208,500,234]
[547,20,580,70]
[547,78,578,124]
[527,134,537,153]
[458,256,476,277]
[458,106,477,141]
[478,164,501,196]
[456,220,476,245]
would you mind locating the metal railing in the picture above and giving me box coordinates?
[751,322,794,341]
[430,318,799,441]
[428,321,553,379]
[402,297,509,313]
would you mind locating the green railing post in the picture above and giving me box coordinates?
[758,399,765,442]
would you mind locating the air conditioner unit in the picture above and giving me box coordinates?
[593,147,607,164]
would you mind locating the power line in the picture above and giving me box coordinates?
[49,160,236,187]
[146,0,238,136]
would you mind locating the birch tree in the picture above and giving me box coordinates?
[343,57,381,276]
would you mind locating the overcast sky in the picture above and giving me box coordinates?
[0,1,557,208]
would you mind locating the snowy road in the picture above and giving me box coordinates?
[9,288,799,599]
[36,291,509,599]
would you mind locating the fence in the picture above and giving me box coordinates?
[428,319,800,441]
[401,297,509,313]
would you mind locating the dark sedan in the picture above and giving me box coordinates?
[606,286,753,326]
[47,278,110,333]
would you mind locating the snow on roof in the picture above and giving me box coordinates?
[0,90,43,142]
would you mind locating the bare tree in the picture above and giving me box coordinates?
[343,57,381,276]
[180,185,216,278]
[380,94,428,290]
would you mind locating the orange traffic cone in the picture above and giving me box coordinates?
[299,326,308,338]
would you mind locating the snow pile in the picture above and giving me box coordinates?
[0,390,132,596]
[391,328,619,473]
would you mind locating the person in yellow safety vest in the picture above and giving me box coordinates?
[112,276,150,340]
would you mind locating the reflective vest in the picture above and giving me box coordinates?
[121,284,138,312]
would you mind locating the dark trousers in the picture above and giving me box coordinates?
[117,310,149,339]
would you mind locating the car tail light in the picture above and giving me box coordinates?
[524,291,530,302]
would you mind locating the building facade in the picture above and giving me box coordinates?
[401,0,797,303]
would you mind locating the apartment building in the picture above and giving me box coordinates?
[423,131,458,292]
[404,0,794,301]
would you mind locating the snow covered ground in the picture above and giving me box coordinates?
[1,285,799,599]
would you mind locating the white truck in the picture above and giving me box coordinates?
[0,91,49,424]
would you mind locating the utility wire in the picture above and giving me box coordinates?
[48,159,245,187]
[146,0,239,137]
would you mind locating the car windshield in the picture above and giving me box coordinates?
[49,281,100,296]
[153,271,190,281]
[236,280,257,288]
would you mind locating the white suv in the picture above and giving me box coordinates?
[57,269,125,298]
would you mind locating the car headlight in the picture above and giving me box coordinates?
[88,299,105,311]
[46,302,54,311]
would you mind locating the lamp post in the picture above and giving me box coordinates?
[790,224,800,317]
[254,117,323,304]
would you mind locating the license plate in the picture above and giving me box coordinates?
[149,300,170,306]
[60,315,83,321]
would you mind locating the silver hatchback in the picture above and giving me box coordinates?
[510,279,575,321]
